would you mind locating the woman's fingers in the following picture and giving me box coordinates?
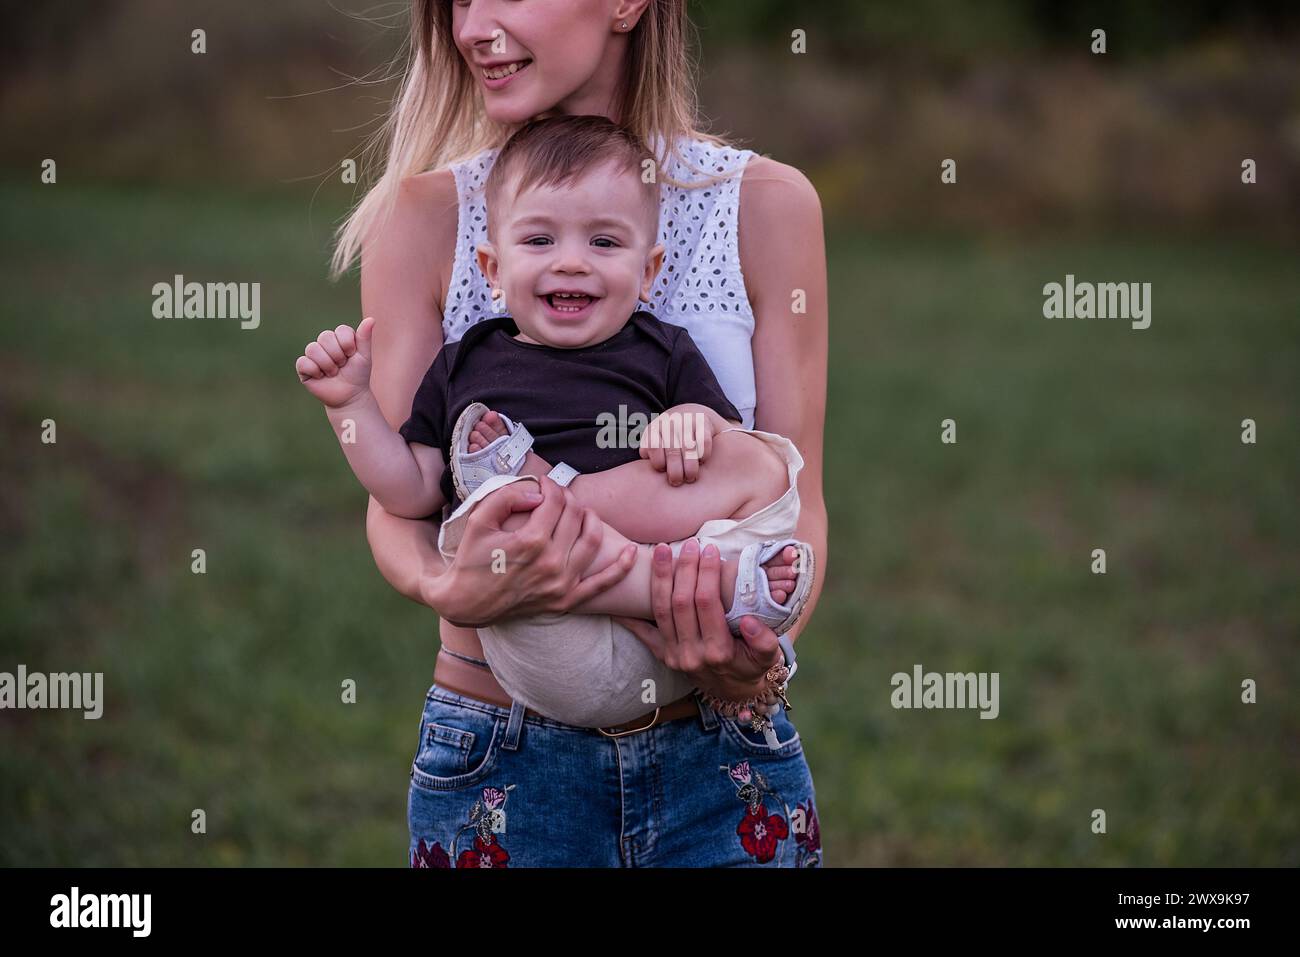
[515,476,567,547]
[563,506,605,581]
[648,542,678,649]
[466,479,543,533]
[569,542,636,607]
[736,616,783,674]
[693,544,733,665]
[669,539,703,667]
[612,615,668,660]
[548,489,585,567]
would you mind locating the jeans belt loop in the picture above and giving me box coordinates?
[694,690,720,731]
[501,699,526,751]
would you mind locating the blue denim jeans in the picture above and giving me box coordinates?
[407,683,823,867]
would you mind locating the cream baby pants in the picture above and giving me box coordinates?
[436,428,803,727]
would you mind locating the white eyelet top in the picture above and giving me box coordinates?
[442,137,760,429]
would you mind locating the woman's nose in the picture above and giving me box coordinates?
[457,2,504,49]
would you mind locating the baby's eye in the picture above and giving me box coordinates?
[523,236,552,246]
[591,237,619,248]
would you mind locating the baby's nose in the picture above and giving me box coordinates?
[552,255,591,274]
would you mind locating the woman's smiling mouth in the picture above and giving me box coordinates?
[481,59,532,89]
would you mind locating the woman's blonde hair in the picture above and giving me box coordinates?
[330,0,731,278]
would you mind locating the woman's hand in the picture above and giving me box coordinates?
[421,476,637,627]
[614,539,783,713]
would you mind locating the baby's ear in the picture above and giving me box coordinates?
[475,242,500,284]
[640,243,665,301]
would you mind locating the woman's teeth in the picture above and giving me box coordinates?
[484,61,529,80]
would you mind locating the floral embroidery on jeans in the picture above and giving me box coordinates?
[792,799,822,868]
[458,834,510,868]
[452,784,515,867]
[721,760,791,865]
[738,803,789,863]
[411,838,451,868]
[412,784,517,869]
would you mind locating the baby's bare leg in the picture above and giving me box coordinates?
[497,505,735,619]
[494,496,802,620]
[467,413,789,543]
[468,414,800,615]
[525,430,790,544]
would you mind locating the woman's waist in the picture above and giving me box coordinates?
[440,618,489,663]
[432,630,700,731]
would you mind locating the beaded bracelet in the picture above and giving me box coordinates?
[698,662,791,734]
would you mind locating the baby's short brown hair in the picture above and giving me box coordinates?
[483,114,659,241]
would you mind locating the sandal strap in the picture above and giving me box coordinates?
[547,462,580,487]
[489,417,532,473]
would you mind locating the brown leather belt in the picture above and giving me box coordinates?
[433,647,700,736]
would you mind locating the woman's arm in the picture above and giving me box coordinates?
[360,171,457,603]
[740,157,830,646]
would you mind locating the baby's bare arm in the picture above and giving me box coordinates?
[297,317,447,519]
[323,392,447,519]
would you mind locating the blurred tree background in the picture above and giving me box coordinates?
[1,1,1297,866]
[2,0,1297,234]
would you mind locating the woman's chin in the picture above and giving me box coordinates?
[482,94,548,127]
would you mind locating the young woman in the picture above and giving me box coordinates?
[332,0,828,867]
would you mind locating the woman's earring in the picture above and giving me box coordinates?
[620,20,629,30]
[491,287,506,315]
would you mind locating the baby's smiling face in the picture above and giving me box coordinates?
[476,160,664,350]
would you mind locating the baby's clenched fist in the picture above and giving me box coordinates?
[296,316,376,409]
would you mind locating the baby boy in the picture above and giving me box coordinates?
[296,115,813,728]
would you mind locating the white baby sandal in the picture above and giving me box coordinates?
[724,539,817,639]
[449,401,580,500]
[703,538,816,747]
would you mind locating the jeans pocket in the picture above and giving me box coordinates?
[410,693,505,792]
[718,706,804,759]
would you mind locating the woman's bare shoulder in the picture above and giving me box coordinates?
[738,156,823,227]
[398,167,460,217]
[361,168,460,315]
[737,156,825,309]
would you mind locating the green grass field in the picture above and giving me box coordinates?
[1,180,1296,865]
